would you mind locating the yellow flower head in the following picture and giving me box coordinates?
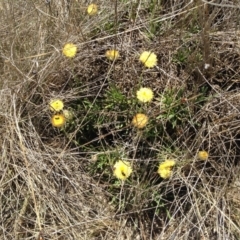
[51,114,66,128]
[198,151,209,160]
[49,99,64,112]
[137,87,154,103]
[62,43,77,58]
[132,113,149,129]
[105,50,119,61]
[113,160,132,180]
[158,159,176,179]
[87,3,98,16]
[139,51,157,68]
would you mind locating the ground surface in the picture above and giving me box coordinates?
[1,0,240,239]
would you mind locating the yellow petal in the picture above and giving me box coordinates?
[113,160,132,180]
[137,87,154,103]
[158,159,176,179]
[198,151,209,160]
[87,4,98,16]
[49,99,64,112]
[51,114,66,128]
[62,43,77,58]
[139,51,157,68]
[132,113,149,129]
[105,50,119,61]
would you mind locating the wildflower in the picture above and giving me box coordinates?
[158,159,176,179]
[63,109,73,121]
[105,50,119,61]
[51,114,66,128]
[62,43,77,58]
[198,151,209,160]
[139,51,157,68]
[132,113,149,129]
[113,160,132,180]
[137,87,154,103]
[87,3,98,16]
[49,99,64,112]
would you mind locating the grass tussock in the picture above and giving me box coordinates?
[1,0,240,239]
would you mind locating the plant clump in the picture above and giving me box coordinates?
[2,1,240,239]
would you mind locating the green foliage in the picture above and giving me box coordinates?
[157,146,180,160]
[173,41,202,69]
[151,191,170,217]
[173,47,190,65]
[62,84,133,148]
[148,0,162,36]
[188,20,201,34]
[89,150,122,179]
[195,85,209,106]
[89,150,136,212]
[102,21,115,33]
[157,88,191,128]
[104,84,129,110]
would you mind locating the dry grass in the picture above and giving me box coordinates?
[1,0,240,239]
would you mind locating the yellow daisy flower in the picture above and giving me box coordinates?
[132,113,149,129]
[62,43,77,58]
[137,87,154,103]
[139,51,157,68]
[113,160,132,180]
[51,114,66,128]
[105,50,119,61]
[198,151,209,160]
[158,159,176,179]
[87,3,98,16]
[49,99,64,112]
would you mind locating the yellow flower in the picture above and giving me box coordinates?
[49,99,64,112]
[137,87,154,103]
[198,151,209,160]
[113,160,132,180]
[139,51,157,68]
[87,3,98,16]
[158,159,176,179]
[62,43,77,58]
[51,114,66,128]
[105,50,119,61]
[132,113,149,129]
